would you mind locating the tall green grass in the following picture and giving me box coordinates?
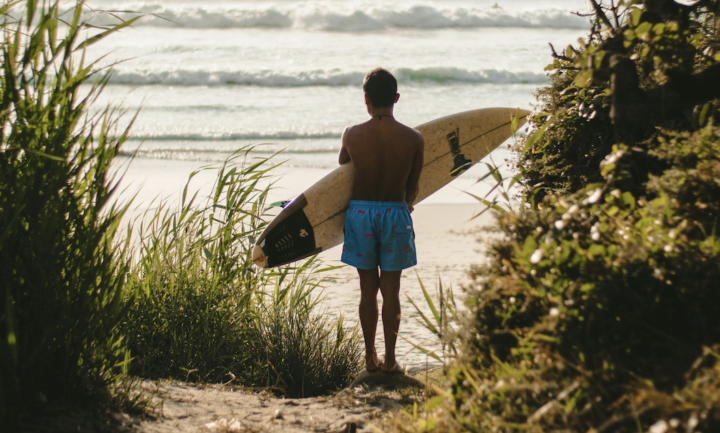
[255,283,362,397]
[122,150,362,397]
[403,274,459,368]
[0,1,362,427]
[0,0,139,428]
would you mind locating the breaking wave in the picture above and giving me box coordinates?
[80,4,590,31]
[129,132,342,141]
[120,143,341,167]
[108,67,547,87]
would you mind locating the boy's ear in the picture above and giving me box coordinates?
[395,93,400,103]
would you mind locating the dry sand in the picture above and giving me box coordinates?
[131,370,437,433]
[27,368,446,433]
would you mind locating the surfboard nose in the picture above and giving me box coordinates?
[514,108,532,130]
[252,244,268,268]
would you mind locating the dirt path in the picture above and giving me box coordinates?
[133,382,392,432]
[116,369,441,433]
[23,369,443,433]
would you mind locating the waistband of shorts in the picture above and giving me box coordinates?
[349,200,408,208]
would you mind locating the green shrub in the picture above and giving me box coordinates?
[254,288,362,398]
[518,69,617,199]
[517,0,720,200]
[122,150,362,396]
[0,1,139,428]
[645,120,720,233]
[448,130,720,431]
[408,2,720,432]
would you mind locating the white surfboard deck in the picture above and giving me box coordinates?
[253,107,529,268]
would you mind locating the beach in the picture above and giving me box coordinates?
[99,0,591,369]
[11,1,719,431]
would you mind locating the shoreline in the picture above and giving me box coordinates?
[114,152,513,215]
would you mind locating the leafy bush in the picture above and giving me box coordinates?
[450,136,720,431]
[518,0,720,200]
[645,122,720,233]
[0,0,139,428]
[394,1,720,432]
[518,69,617,198]
[122,150,362,397]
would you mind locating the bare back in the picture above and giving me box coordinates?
[339,118,424,204]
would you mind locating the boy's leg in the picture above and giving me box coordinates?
[358,268,381,370]
[379,269,403,373]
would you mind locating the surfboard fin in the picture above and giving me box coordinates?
[450,154,473,177]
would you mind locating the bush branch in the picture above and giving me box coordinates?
[589,0,615,30]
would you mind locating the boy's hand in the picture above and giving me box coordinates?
[408,204,414,213]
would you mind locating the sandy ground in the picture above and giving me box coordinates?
[129,382,382,433]
[131,379,421,433]
[25,369,445,433]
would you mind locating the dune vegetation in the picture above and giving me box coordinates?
[391,1,720,432]
[0,1,361,429]
[121,152,362,398]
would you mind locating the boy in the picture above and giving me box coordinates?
[338,68,424,374]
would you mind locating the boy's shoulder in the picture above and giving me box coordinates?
[342,120,424,147]
[396,123,424,147]
[344,119,374,134]
[342,122,367,140]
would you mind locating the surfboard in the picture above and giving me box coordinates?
[252,107,529,268]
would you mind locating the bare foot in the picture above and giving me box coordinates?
[365,349,382,372]
[380,361,404,375]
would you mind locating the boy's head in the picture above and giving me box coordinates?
[363,68,398,107]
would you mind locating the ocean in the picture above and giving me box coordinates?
[85,0,590,173]
[84,0,592,367]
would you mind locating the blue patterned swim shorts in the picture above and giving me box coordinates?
[341,200,417,271]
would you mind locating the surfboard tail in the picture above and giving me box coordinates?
[252,244,268,268]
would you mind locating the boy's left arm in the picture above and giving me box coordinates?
[405,134,425,212]
[338,127,351,165]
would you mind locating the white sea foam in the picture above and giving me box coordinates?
[121,145,342,167]
[394,67,548,85]
[108,67,547,87]
[131,132,342,141]
[80,4,590,30]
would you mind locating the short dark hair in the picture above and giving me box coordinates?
[363,68,397,107]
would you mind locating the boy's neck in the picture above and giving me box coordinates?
[369,107,394,119]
